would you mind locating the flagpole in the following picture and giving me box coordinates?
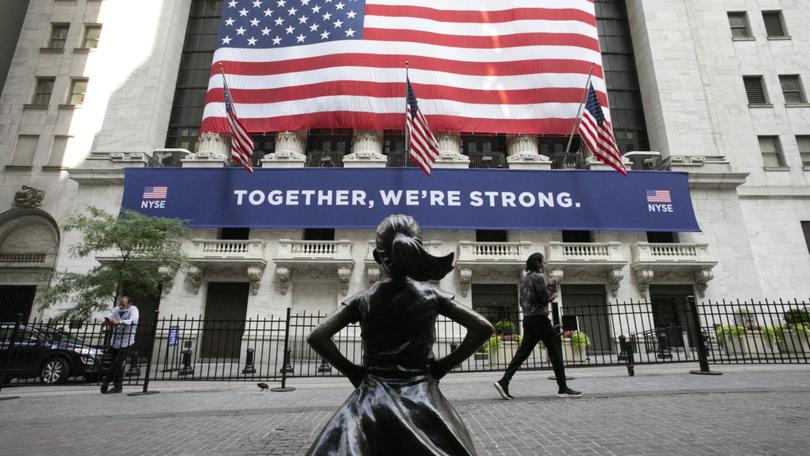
[404,61,410,157]
[564,63,596,155]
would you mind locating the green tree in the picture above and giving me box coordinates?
[37,207,188,319]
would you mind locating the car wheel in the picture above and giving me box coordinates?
[40,358,69,384]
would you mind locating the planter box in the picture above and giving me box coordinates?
[720,334,746,356]
[777,330,810,354]
[562,338,586,363]
[491,341,519,366]
[748,333,778,357]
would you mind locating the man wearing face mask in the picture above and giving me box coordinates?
[493,252,581,400]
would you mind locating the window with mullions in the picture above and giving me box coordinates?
[165,0,222,151]
[47,24,69,49]
[463,134,507,169]
[727,12,752,39]
[594,0,649,154]
[779,75,806,104]
[305,129,352,167]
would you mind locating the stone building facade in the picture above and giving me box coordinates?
[1,0,809,338]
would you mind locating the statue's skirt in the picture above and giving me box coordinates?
[306,373,477,455]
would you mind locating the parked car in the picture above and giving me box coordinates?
[0,324,106,384]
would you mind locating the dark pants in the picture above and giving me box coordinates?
[103,347,129,389]
[501,315,567,389]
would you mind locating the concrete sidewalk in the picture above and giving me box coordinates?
[2,363,810,455]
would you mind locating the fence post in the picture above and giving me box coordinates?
[271,307,296,392]
[687,295,721,376]
[547,300,574,382]
[128,310,162,396]
[619,335,635,376]
[242,348,257,374]
[125,350,141,377]
[0,313,23,400]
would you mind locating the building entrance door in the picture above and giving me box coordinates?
[0,285,35,322]
[649,285,696,348]
[561,285,612,353]
[201,282,249,359]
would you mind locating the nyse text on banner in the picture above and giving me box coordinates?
[122,168,700,232]
[201,0,610,135]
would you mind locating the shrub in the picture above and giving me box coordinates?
[482,336,501,353]
[495,320,516,335]
[760,326,779,342]
[734,308,757,329]
[715,325,746,345]
[566,331,591,349]
[784,308,810,326]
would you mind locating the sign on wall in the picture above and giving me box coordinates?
[122,168,699,232]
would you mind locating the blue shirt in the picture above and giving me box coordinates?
[107,305,139,348]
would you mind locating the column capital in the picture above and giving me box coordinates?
[262,130,307,168]
[344,129,387,167]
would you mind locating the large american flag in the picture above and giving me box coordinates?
[222,69,255,173]
[405,76,439,175]
[577,83,626,175]
[201,0,609,135]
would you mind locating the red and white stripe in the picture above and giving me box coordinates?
[578,112,626,175]
[202,0,611,135]
[406,99,440,175]
[227,106,254,173]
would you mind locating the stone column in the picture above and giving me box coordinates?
[587,156,633,172]
[262,130,307,168]
[183,132,227,168]
[433,132,469,168]
[506,134,552,170]
[343,129,387,168]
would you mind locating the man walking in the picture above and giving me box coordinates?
[493,253,581,399]
[101,296,139,394]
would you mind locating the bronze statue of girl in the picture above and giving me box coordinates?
[306,214,494,455]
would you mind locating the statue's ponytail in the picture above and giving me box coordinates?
[374,214,454,282]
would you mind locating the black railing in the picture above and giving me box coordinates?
[1,299,808,386]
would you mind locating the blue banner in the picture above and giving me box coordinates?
[167,325,179,347]
[122,168,699,232]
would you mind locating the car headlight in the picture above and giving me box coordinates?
[74,347,100,357]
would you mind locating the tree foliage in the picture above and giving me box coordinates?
[37,207,188,319]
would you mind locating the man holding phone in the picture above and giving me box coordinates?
[101,296,139,394]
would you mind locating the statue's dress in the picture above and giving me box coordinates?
[306,278,477,456]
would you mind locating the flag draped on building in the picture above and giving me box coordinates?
[577,83,626,175]
[201,0,610,135]
[222,69,255,173]
[405,76,439,175]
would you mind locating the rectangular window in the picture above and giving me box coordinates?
[32,77,55,105]
[81,24,102,49]
[303,228,335,241]
[562,231,593,243]
[779,75,806,104]
[797,136,810,167]
[47,136,70,167]
[647,232,679,243]
[743,76,769,105]
[218,228,250,240]
[476,230,508,242]
[9,135,39,167]
[727,12,752,38]
[802,222,810,254]
[758,136,786,168]
[762,11,788,38]
[47,23,69,49]
[67,78,88,105]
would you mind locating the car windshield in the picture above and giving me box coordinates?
[44,329,88,345]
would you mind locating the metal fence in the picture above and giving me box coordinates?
[2,298,808,387]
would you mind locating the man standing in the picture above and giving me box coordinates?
[101,296,139,394]
[493,253,581,399]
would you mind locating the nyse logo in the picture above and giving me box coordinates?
[142,186,167,209]
[646,189,673,213]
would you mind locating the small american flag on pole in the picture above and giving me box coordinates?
[405,75,439,175]
[143,186,168,199]
[578,83,627,175]
[646,190,672,203]
[221,65,254,173]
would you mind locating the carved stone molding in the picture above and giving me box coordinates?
[634,268,654,293]
[13,185,46,208]
[459,267,472,296]
[158,265,175,296]
[337,266,353,296]
[366,264,381,285]
[275,130,308,155]
[186,266,203,294]
[247,265,265,296]
[694,269,714,297]
[343,131,387,167]
[548,269,564,285]
[276,265,291,295]
[608,268,623,297]
[433,132,470,168]
[196,132,229,159]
